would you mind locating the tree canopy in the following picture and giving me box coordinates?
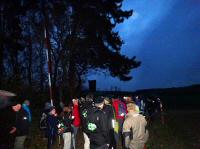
[0,0,141,101]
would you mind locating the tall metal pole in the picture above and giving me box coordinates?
[43,1,53,106]
[44,28,53,106]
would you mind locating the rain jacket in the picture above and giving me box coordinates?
[72,104,81,127]
[112,99,127,120]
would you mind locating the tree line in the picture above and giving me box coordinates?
[0,0,141,104]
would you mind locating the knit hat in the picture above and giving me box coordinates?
[47,105,56,113]
[94,96,104,104]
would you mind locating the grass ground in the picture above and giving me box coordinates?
[147,111,200,149]
[27,110,200,149]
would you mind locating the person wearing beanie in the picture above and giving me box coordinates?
[46,106,58,149]
[86,96,110,149]
[44,102,52,114]
[123,103,149,149]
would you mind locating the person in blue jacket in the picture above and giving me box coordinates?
[22,100,31,122]
[46,106,58,149]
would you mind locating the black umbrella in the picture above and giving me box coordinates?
[0,90,16,109]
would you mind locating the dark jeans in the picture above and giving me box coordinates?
[71,125,78,149]
[116,119,125,148]
[109,129,117,149]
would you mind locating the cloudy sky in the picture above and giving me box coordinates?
[87,0,200,91]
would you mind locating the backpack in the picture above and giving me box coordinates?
[118,101,126,116]
[39,113,47,130]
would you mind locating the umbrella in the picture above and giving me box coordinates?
[0,90,16,109]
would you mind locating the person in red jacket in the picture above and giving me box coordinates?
[71,98,80,149]
[112,97,127,148]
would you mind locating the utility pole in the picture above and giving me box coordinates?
[42,1,54,106]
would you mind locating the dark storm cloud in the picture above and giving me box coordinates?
[87,0,200,91]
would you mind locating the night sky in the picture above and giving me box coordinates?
[87,0,200,91]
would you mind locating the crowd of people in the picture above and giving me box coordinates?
[40,94,153,149]
[0,93,164,149]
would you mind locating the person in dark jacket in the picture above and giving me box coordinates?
[87,96,110,149]
[46,106,58,149]
[103,97,117,149]
[10,103,30,149]
[79,95,94,149]
[59,105,73,149]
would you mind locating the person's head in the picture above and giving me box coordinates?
[135,95,140,100]
[126,102,139,113]
[72,98,79,106]
[94,96,104,109]
[23,100,30,106]
[80,97,85,103]
[123,96,132,103]
[50,108,56,115]
[63,105,71,112]
[48,106,56,115]
[86,94,93,102]
[104,97,111,105]
[12,104,22,112]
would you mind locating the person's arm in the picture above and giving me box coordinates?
[143,116,149,143]
[9,110,17,134]
[123,119,133,149]
[10,110,20,134]
[9,127,16,134]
